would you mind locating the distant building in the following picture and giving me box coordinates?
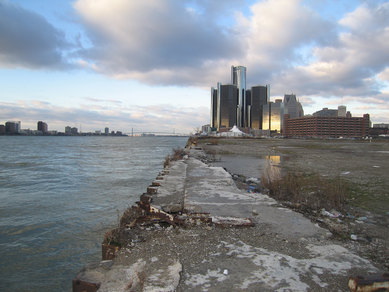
[15,121,21,133]
[313,107,339,117]
[283,94,304,119]
[0,125,5,135]
[201,124,211,134]
[284,114,370,138]
[5,121,18,134]
[262,99,284,133]
[338,105,347,117]
[373,123,389,129]
[104,127,109,135]
[37,121,48,134]
[71,127,78,135]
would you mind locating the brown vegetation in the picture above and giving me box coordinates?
[103,227,127,247]
[261,163,347,211]
[164,148,185,168]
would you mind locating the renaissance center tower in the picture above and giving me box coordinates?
[231,65,246,127]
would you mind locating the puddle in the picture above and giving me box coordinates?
[211,155,282,179]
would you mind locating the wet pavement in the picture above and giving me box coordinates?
[74,147,379,291]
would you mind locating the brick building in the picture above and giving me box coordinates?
[283,114,370,138]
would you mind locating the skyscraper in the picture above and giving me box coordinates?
[250,85,269,129]
[211,65,273,132]
[217,83,238,130]
[210,87,218,129]
[231,66,246,127]
[283,94,303,119]
[262,99,284,133]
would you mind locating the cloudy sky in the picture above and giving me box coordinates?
[0,0,388,134]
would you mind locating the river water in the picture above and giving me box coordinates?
[0,136,187,291]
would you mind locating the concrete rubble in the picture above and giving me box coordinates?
[73,147,382,292]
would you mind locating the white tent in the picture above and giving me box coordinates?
[220,125,246,137]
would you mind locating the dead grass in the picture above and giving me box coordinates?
[209,138,219,145]
[103,227,127,247]
[261,163,347,211]
[164,148,185,168]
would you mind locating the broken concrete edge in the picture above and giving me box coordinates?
[72,278,100,292]
[73,150,258,291]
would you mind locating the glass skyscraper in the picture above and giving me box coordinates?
[217,83,238,130]
[250,85,269,129]
[231,66,246,127]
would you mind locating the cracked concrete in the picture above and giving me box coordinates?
[74,147,378,292]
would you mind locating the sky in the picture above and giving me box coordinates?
[0,0,388,134]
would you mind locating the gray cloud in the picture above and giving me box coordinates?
[1,0,388,124]
[0,0,72,69]
[255,1,389,114]
[74,0,243,84]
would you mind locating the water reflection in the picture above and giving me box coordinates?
[266,155,280,165]
[210,154,283,179]
[264,155,282,181]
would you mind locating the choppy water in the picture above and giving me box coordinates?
[0,136,187,291]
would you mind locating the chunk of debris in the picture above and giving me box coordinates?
[348,273,389,292]
[211,216,254,227]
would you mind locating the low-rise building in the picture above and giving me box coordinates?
[284,114,370,138]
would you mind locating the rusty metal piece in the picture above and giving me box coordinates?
[147,186,158,194]
[348,273,389,292]
[102,243,119,260]
[211,216,254,227]
[138,194,177,225]
[148,205,176,225]
[72,278,100,292]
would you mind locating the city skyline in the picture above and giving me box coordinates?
[1,0,388,133]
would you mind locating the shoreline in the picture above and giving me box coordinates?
[73,137,388,291]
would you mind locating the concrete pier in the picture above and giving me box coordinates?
[73,146,378,291]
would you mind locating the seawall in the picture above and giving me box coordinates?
[72,138,383,291]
